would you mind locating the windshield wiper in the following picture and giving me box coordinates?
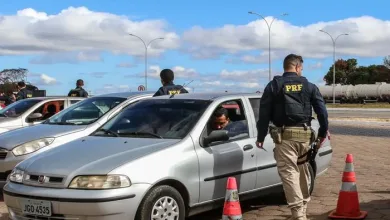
[118,131,163,139]
[94,128,119,137]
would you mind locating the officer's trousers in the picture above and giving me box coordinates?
[274,137,311,220]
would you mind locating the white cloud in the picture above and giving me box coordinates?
[127,65,199,79]
[183,68,268,92]
[30,51,103,64]
[0,7,179,56]
[182,16,390,60]
[219,69,270,81]
[40,74,57,85]
[27,73,59,86]
[94,84,131,95]
[116,62,137,68]
[123,65,267,92]
[307,62,323,70]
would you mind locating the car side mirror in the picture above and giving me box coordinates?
[203,130,229,146]
[27,113,43,122]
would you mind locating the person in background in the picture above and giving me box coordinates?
[16,81,33,101]
[68,79,89,97]
[153,69,189,97]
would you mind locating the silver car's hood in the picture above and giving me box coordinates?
[19,136,180,176]
[0,124,88,150]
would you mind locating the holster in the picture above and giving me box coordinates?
[298,127,320,165]
[269,124,283,144]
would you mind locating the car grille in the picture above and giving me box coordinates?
[0,148,8,159]
[23,173,65,188]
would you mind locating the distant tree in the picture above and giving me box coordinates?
[0,68,29,93]
[323,58,358,85]
[384,56,390,69]
[324,59,390,85]
[0,68,28,84]
[368,65,390,83]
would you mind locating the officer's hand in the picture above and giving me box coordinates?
[255,141,263,149]
[317,137,326,149]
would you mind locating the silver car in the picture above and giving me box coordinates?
[3,92,333,220]
[0,96,85,134]
[0,92,153,188]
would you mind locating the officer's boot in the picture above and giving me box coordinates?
[303,202,308,220]
[288,206,306,220]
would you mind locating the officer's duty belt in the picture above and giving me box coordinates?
[281,127,312,140]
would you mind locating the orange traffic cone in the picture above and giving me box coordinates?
[328,154,367,219]
[222,177,243,220]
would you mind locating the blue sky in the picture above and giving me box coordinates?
[0,0,388,95]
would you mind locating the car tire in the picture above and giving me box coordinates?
[135,185,186,220]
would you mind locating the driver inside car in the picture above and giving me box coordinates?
[211,107,231,130]
[209,107,248,138]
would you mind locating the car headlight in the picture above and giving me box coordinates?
[68,175,131,189]
[9,168,24,183]
[12,138,55,156]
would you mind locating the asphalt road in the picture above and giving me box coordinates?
[328,122,390,137]
[327,108,390,119]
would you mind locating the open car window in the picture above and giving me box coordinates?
[202,99,250,145]
[92,99,212,139]
[43,97,127,125]
[0,99,41,118]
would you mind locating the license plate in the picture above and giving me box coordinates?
[20,198,52,216]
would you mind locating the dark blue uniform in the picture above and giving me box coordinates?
[68,87,88,97]
[256,72,328,142]
[153,83,189,97]
[16,88,33,101]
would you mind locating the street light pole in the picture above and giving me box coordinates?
[128,34,164,91]
[248,11,288,81]
[319,30,348,104]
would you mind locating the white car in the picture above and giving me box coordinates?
[0,92,152,188]
[2,92,332,219]
[0,96,85,134]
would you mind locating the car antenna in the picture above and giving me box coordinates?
[170,80,194,99]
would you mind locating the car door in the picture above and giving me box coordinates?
[195,97,257,202]
[246,97,281,189]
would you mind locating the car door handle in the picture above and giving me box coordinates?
[243,145,253,151]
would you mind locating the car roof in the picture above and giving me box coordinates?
[24,96,85,101]
[149,92,262,101]
[91,91,154,99]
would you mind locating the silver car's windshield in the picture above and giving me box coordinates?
[43,97,126,125]
[92,99,212,139]
[0,99,41,118]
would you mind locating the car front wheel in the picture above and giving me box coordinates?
[135,185,185,220]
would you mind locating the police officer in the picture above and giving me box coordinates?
[16,81,33,101]
[255,54,328,220]
[153,69,189,97]
[68,79,89,97]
